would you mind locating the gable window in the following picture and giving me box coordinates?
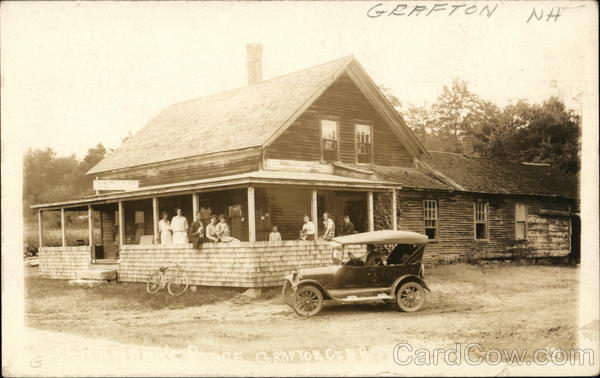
[320,119,339,162]
[423,200,438,240]
[515,204,527,240]
[355,123,373,164]
[474,202,488,240]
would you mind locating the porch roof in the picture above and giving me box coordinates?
[31,170,399,210]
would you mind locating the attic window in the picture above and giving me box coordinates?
[355,123,373,164]
[321,119,339,162]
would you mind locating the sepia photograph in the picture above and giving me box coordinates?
[1,1,598,376]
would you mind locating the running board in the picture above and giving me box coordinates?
[334,293,394,302]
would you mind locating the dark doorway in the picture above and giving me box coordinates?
[570,215,580,263]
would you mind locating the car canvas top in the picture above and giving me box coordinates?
[331,230,429,245]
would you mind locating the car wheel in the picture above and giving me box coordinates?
[396,281,426,312]
[292,285,323,317]
[281,280,294,306]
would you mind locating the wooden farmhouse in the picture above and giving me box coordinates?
[33,45,579,287]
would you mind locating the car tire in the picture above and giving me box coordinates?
[281,280,294,306]
[292,285,323,317]
[395,281,426,312]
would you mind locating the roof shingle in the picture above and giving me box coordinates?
[88,56,353,174]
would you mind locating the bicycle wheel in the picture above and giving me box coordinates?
[168,271,189,296]
[146,271,163,294]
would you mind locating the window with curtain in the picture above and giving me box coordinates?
[423,200,438,240]
[321,119,338,162]
[515,204,527,240]
[355,123,373,163]
[474,202,489,240]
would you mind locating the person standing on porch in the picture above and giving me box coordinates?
[158,211,172,245]
[205,215,219,243]
[269,225,282,242]
[320,212,335,241]
[340,215,356,236]
[189,211,205,249]
[299,215,315,241]
[170,208,189,244]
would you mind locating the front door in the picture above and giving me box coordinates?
[228,204,244,240]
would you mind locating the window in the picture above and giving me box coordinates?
[355,123,373,163]
[474,202,488,240]
[515,204,527,240]
[321,119,339,162]
[423,200,438,240]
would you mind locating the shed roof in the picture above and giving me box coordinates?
[425,151,578,199]
[88,56,426,174]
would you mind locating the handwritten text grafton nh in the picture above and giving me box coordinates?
[366,3,500,18]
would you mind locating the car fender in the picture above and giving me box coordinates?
[294,279,333,300]
[391,275,430,296]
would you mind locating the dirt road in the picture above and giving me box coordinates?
[22,263,579,375]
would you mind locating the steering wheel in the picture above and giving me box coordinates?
[347,251,361,265]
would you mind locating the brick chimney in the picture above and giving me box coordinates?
[246,43,263,85]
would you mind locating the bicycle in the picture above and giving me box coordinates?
[146,263,189,296]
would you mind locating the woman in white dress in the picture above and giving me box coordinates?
[170,208,189,244]
[158,212,172,245]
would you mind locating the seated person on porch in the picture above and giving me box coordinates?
[216,214,239,243]
[365,244,387,266]
[299,215,315,241]
[319,212,335,241]
[269,225,282,242]
[340,215,356,236]
[188,211,205,249]
[205,215,219,242]
[170,208,189,244]
[158,211,172,245]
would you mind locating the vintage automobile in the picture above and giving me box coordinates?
[282,230,430,316]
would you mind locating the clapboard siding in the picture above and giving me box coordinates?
[39,246,90,279]
[267,74,414,167]
[96,154,260,187]
[374,190,573,261]
[118,241,367,287]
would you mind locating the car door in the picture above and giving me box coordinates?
[334,265,378,289]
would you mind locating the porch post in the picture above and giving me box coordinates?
[118,201,125,246]
[391,189,398,231]
[152,197,159,244]
[37,209,43,249]
[367,191,374,232]
[247,186,256,242]
[311,189,319,236]
[88,205,94,259]
[61,208,67,247]
[192,193,199,218]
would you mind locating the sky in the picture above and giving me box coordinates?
[1,1,597,158]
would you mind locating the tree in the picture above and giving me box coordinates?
[429,78,500,154]
[22,144,107,221]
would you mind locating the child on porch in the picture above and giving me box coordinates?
[158,211,172,245]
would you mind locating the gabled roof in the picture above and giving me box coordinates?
[88,56,427,174]
[424,151,578,199]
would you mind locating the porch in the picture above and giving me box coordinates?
[33,171,399,286]
[38,240,368,287]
